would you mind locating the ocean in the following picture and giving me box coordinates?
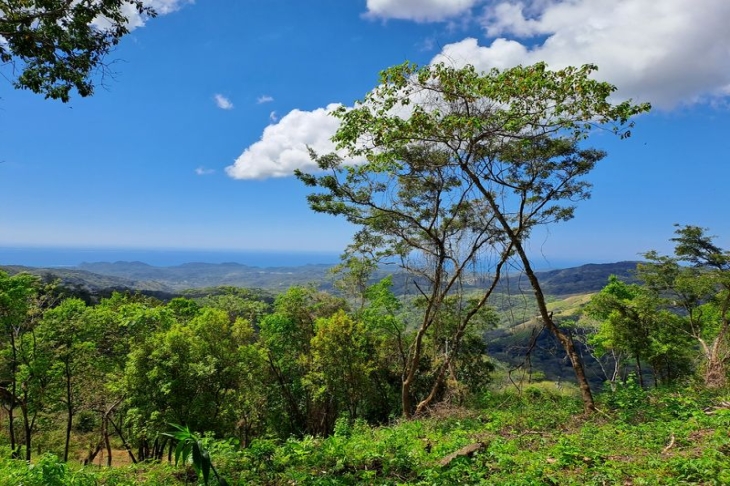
[0,247,342,268]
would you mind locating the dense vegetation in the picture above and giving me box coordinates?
[1,223,729,484]
[0,261,640,297]
[3,58,728,485]
[1,376,730,484]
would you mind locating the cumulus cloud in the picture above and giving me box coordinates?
[195,166,215,176]
[365,0,480,22]
[226,104,349,180]
[214,94,234,110]
[229,0,730,181]
[257,95,274,104]
[430,0,730,108]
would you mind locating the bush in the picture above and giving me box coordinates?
[604,374,650,422]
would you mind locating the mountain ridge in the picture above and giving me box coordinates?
[0,260,640,297]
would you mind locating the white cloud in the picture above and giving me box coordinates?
[226,104,347,180]
[269,111,278,122]
[257,95,274,104]
[195,166,215,176]
[430,0,730,108]
[365,0,480,22]
[134,0,193,27]
[94,0,192,31]
[146,0,193,15]
[229,0,730,182]
[214,94,234,110]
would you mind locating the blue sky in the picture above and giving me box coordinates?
[1,0,729,268]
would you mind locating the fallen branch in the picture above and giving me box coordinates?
[439,442,486,467]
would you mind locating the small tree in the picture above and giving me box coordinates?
[0,272,56,460]
[38,298,94,462]
[125,306,262,458]
[0,272,36,457]
[258,286,348,435]
[304,310,376,427]
[639,225,730,388]
[586,276,693,387]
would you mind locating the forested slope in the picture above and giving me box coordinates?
[0,260,639,296]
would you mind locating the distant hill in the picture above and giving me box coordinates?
[75,261,337,290]
[0,264,179,303]
[0,260,640,300]
[527,261,640,296]
[0,261,338,299]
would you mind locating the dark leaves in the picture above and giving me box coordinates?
[1,0,156,101]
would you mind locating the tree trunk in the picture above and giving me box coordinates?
[105,418,112,467]
[22,408,32,461]
[705,304,730,388]
[19,390,38,462]
[6,404,18,458]
[83,442,102,465]
[401,383,413,419]
[7,332,19,458]
[64,409,72,462]
[635,355,644,388]
[704,352,728,388]
[401,304,437,418]
[552,325,595,413]
[64,362,72,462]
[462,164,596,413]
[514,244,596,413]
[109,414,137,464]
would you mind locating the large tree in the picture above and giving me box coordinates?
[0,0,155,101]
[298,61,649,414]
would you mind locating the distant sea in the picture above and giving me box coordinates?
[0,247,342,268]
[0,246,611,271]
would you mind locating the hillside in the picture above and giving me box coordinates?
[76,260,338,290]
[531,261,640,295]
[0,264,178,301]
[0,259,640,299]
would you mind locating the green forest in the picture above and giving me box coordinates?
[3,3,730,484]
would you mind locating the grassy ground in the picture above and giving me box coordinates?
[2,382,729,485]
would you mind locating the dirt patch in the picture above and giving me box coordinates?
[78,448,135,467]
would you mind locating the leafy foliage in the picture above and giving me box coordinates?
[163,424,228,485]
[0,0,155,101]
[639,225,730,388]
[585,276,694,386]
